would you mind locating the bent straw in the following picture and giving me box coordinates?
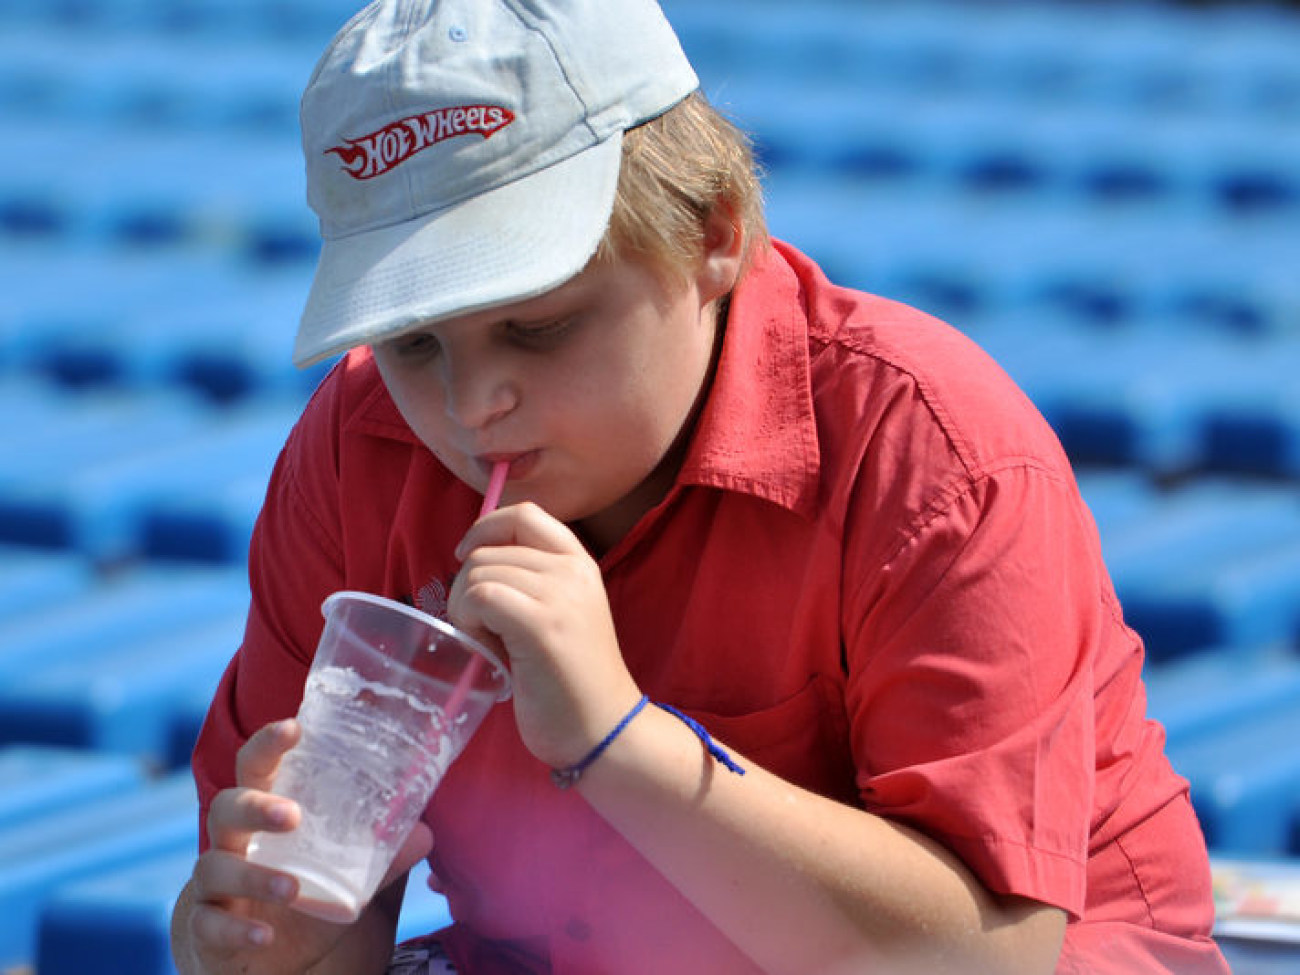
[443,460,510,720]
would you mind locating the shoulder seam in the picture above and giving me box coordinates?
[816,324,982,478]
[879,457,1072,573]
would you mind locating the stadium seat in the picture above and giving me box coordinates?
[1167,706,1300,856]
[1145,647,1300,746]
[1097,480,1300,660]
[0,772,195,968]
[33,851,452,975]
[0,611,246,761]
[0,398,299,560]
[0,544,95,618]
[0,566,248,681]
[0,746,147,832]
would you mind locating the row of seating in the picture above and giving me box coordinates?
[0,377,303,561]
[7,0,1300,125]
[765,175,1300,332]
[667,0,1300,116]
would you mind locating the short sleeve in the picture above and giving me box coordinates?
[843,459,1114,917]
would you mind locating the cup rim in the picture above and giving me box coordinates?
[321,590,512,701]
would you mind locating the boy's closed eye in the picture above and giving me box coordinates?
[503,317,576,350]
[391,332,442,359]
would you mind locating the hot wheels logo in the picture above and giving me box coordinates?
[326,104,515,180]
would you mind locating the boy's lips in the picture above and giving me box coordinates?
[477,450,539,480]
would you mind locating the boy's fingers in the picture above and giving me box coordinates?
[236,719,301,790]
[207,786,301,854]
[193,848,299,909]
[456,502,580,560]
[188,898,277,952]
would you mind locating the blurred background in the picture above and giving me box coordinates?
[1,0,1299,971]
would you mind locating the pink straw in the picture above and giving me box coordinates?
[478,459,509,520]
[443,461,510,719]
[377,463,512,840]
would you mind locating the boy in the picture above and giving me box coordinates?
[170,1,1231,972]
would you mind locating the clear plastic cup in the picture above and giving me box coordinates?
[246,591,510,923]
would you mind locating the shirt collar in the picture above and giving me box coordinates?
[677,241,821,518]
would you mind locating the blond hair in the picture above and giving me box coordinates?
[597,91,768,282]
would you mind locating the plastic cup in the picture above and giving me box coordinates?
[246,591,510,923]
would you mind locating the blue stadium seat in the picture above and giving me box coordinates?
[139,266,326,402]
[1145,648,1300,747]
[166,675,227,771]
[0,544,95,617]
[2,249,320,400]
[1,119,307,255]
[1075,469,1160,537]
[1197,7,1300,118]
[975,320,1300,479]
[0,399,299,560]
[0,611,245,760]
[970,322,1207,474]
[1096,481,1300,660]
[36,850,195,975]
[0,382,214,494]
[0,566,248,681]
[1167,706,1300,856]
[1203,358,1300,478]
[3,249,245,382]
[0,746,147,832]
[0,772,195,968]
[141,470,270,563]
[33,849,452,975]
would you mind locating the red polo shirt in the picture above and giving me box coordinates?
[194,241,1228,974]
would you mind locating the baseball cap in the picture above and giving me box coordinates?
[292,0,699,368]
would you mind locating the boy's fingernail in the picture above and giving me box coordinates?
[268,802,294,827]
[269,875,295,901]
[247,924,271,946]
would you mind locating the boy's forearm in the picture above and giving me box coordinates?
[577,705,1065,975]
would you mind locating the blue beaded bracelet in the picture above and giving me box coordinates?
[550,695,746,789]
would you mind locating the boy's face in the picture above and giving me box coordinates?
[371,241,735,551]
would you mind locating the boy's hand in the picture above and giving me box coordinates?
[450,502,643,771]
[173,719,432,974]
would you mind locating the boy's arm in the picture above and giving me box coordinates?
[577,704,1066,975]
[451,503,1067,975]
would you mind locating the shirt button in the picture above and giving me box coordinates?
[564,917,592,941]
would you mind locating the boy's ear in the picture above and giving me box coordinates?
[697,203,745,303]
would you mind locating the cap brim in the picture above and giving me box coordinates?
[293,133,623,368]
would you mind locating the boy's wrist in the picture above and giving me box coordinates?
[569,699,745,799]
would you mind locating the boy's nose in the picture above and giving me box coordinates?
[441,355,518,431]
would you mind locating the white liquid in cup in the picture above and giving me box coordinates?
[247,664,464,921]
[244,592,508,923]
[245,665,465,925]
